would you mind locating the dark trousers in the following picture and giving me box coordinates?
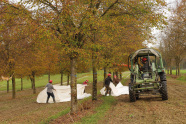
[105,85,111,96]
[46,92,56,103]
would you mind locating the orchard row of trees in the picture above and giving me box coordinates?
[1,0,167,113]
[160,0,186,76]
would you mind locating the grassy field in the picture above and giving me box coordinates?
[167,70,186,81]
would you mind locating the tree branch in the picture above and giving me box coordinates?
[101,0,119,17]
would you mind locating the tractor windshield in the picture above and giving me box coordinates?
[128,48,164,72]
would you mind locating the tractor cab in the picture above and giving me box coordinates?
[128,48,168,102]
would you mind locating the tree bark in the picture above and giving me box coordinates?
[7,80,9,93]
[21,77,23,91]
[60,71,63,85]
[178,63,180,76]
[30,75,33,89]
[12,75,16,99]
[170,67,172,75]
[67,73,70,85]
[70,57,77,114]
[92,52,97,101]
[48,71,50,82]
[120,72,122,80]
[32,71,36,94]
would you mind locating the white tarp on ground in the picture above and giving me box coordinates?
[100,82,129,96]
[37,84,91,103]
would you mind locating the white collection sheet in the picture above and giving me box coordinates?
[100,82,129,96]
[36,84,91,103]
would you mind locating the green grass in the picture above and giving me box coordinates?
[168,70,186,81]
[39,107,71,124]
[177,75,186,81]
[76,96,116,124]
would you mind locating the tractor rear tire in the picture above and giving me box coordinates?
[129,83,136,102]
[136,94,139,100]
[160,81,168,100]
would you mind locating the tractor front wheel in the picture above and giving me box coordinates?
[160,81,168,100]
[129,83,136,102]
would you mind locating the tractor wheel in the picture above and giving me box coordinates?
[159,72,166,80]
[136,94,139,100]
[160,81,168,100]
[129,83,136,102]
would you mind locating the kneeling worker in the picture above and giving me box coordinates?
[104,73,113,96]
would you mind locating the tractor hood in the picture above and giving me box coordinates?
[131,48,161,60]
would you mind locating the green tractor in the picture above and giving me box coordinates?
[128,48,168,102]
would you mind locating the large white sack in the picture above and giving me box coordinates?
[100,82,129,96]
[37,84,91,103]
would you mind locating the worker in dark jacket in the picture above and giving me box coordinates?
[104,73,113,96]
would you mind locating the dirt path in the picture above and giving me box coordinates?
[98,78,186,124]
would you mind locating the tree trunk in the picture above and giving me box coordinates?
[92,52,97,101]
[176,66,178,76]
[178,63,180,76]
[70,57,77,114]
[12,75,16,99]
[48,71,50,82]
[21,77,23,91]
[170,67,172,75]
[7,80,9,93]
[67,74,70,85]
[120,72,122,80]
[32,71,36,94]
[60,71,63,85]
[103,67,107,86]
[30,75,33,89]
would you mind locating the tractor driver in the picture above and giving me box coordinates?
[140,57,151,72]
